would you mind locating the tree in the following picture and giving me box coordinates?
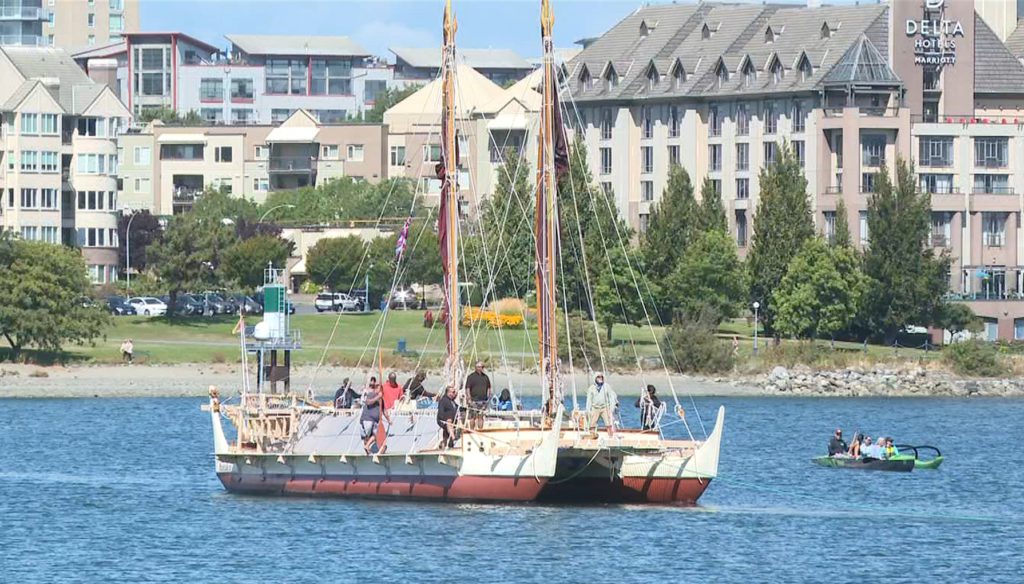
[118,210,163,274]
[261,177,421,223]
[747,141,815,332]
[192,189,259,225]
[306,235,396,303]
[933,302,981,336]
[402,220,442,291]
[364,85,422,123]
[138,107,202,125]
[697,176,728,233]
[831,198,853,248]
[667,230,746,323]
[475,150,534,300]
[592,243,645,342]
[861,159,951,342]
[772,237,865,340]
[642,164,699,281]
[222,236,294,292]
[0,239,110,358]
[147,214,239,311]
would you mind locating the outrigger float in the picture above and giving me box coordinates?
[202,0,725,505]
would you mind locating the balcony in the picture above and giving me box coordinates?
[947,291,1024,302]
[172,187,202,203]
[862,154,885,167]
[825,186,842,194]
[975,158,1007,169]
[269,156,317,172]
[982,234,1005,247]
[0,34,43,45]
[929,234,950,247]
[972,186,1014,195]
[0,6,47,20]
[919,156,953,168]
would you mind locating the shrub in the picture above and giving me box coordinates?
[558,312,603,367]
[663,308,734,374]
[299,280,320,294]
[489,297,527,316]
[943,341,1007,377]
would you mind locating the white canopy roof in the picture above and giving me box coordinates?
[266,126,320,143]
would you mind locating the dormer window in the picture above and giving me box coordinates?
[798,56,813,82]
[604,65,619,90]
[640,20,650,39]
[770,59,784,85]
[821,22,832,39]
[671,60,686,90]
[579,66,592,91]
[716,61,729,89]
[702,23,713,40]
[646,66,660,91]
[765,26,777,44]
[742,60,756,87]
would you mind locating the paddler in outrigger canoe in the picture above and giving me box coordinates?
[813,428,916,472]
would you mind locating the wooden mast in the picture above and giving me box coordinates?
[536,0,560,414]
[440,0,461,387]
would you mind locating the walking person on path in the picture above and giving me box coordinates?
[120,339,134,364]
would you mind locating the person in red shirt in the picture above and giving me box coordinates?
[381,372,404,411]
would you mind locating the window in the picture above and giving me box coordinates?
[41,114,58,135]
[40,189,58,209]
[709,179,721,194]
[390,146,406,166]
[642,146,653,174]
[20,188,37,208]
[709,105,721,137]
[364,80,387,104]
[41,226,59,244]
[794,140,805,168]
[21,113,38,134]
[973,174,1011,195]
[823,211,837,243]
[271,109,293,123]
[200,108,222,123]
[920,174,954,194]
[109,14,124,33]
[600,147,612,175]
[763,104,777,134]
[604,67,619,90]
[930,212,952,247]
[763,142,777,166]
[134,178,151,193]
[266,59,307,95]
[346,145,364,162]
[859,211,869,246]
[639,213,649,234]
[312,110,347,124]
[40,151,58,172]
[88,13,95,27]
[668,106,680,138]
[600,182,613,197]
[974,137,1008,168]
[672,64,685,89]
[110,0,124,10]
[21,151,38,172]
[862,136,886,167]
[423,144,442,163]
[799,58,813,82]
[320,145,339,160]
[311,59,353,95]
[861,172,877,193]
[77,190,113,210]
[159,145,203,161]
[200,78,223,101]
[983,213,1007,247]
[736,104,749,135]
[736,143,749,171]
[231,78,254,100]
[736,212,747,246]
[641,181,654,202]
[6,151,12,171]
[579,67,593,91]
[709,144,722,171]
[600,109,613,140]
[743,62,756,87]
[77,117,106,137]
[736,178,749,200]
[771,60,784,85]
[715,62,728,89]
[641,107,653,139]
[668,145,680,167]
[792,102,805,132]
[21,226,38,241]
[255,145,268,160]
[919,136,953,167]
[214,146,233,163]
[647,67,659,91]
[231,109,253,123]
[253,178,269,192]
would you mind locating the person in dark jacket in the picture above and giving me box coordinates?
[404,371,436,400]
[437,385,460,449]
[828,428,848,456]
[635,385,663,430]
[334,378,359,408]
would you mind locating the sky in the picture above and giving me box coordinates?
[139,0,844,59]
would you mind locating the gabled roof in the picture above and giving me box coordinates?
[1007,19,1024,59]
[226,34,369,57]
[71,41,127,60]
[0,46,112,114]
[384,63,508,119]
[390,47,531,71]
[973,14,1024,94]
[821,34,899,87]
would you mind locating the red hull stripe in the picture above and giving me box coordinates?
[538,477,712,504]
[218,473,547,502]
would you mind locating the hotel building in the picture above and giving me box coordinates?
[1,0,139,48]
[118,109,387,216]
[568,0,1024,340]
[0,45,130,283]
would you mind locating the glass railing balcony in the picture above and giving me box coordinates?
[971,186,1014,195]
[919,156,953,168]
[268,156,318,172]
[975,158,1007,169]
[0,6,46,20]
[0,34,43,45]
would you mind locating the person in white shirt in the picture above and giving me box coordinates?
[585,373,618,438]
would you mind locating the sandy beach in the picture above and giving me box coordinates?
[0,363,760,399]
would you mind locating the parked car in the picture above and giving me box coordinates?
[160,294,204,316]
[232,294,263,315]
[106,296,137,316]
[316,292,364,312]
[126,296,167,316]
[196,292,237,316]
[315,292,340,312]
[388,289,414,310]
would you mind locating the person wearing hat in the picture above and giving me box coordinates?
[635,384,662,431]
[585,372,618,438]
[464,361,492,430]
[828,428,848,456]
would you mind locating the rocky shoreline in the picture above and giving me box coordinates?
[733,365,1024,398]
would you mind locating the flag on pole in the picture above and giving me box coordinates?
[395,216,412,260]
[232,313,245,335]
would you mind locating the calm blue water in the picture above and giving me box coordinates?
[1,396,1022,583]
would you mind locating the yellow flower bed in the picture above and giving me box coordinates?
[462,307,525,329]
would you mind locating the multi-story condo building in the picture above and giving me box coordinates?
[0,0,47,46]
[74,33,408,123]
[119,109,387,216]
[568,0,1024,341]
[0,45,130,284]
[44,0,139,49]
[391,47,533,86]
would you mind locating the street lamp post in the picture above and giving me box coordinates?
[752,301,760,356]
[125,211,138,295]
[258,203,296,224]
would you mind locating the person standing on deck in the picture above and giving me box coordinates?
[360,377,385,454]
[437,385,460,449]
[464,361,491,429]
[635,385,662,430]
[404,371,436,401]
[381,372,404,411]
[585,373,617,438]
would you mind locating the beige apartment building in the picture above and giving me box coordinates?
[568,0,1024,341]
[119,109,388,216]
[0,45,129,283]
[44,0,139,49]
